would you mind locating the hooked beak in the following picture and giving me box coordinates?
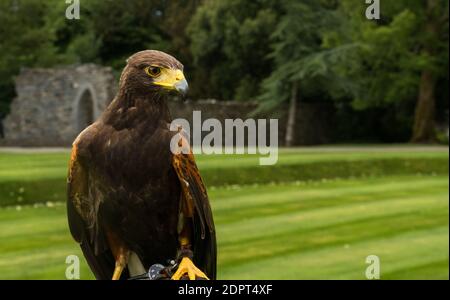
[153,69,189,96]
[174,78,189,96]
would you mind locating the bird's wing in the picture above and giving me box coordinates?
[172,130,217,279]
[67,140,116,280]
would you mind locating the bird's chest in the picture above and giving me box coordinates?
[97,129,174,187]
[94,131,181,247]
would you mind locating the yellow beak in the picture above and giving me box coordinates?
[153,69,189,95]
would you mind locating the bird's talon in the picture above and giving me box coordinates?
[171,257,209,280]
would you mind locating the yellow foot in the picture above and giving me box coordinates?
[171,257,209,280]
[112,266,123,280]
[111,251,129,280]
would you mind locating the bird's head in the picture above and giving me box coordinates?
[119,50,188,98]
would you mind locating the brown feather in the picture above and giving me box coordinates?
[172,132,217,278]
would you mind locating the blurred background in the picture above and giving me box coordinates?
[0,0,448,279]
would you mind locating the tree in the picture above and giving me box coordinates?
[0,0,69,116]
[334,0,449,143]
[258,0,340,146]
[188,0,281,100]
[411,0,449,142]
[74,0,169,69]
[0,0,203,117]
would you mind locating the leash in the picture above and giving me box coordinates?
[128,260,177,280]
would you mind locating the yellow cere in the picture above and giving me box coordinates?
[152,68,185,90]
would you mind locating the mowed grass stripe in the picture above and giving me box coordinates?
[0,206,67,238]
[383,259,449,280]
[1,149,448,181]
[219,226,449,280]
[217,191,448,245]
[219,206,447,267]
[213,176,448,224]
[0,152,70,181]
[196,149,449,169]
[212,175,446,203]
[0,245,93,280]
[0,205,94,279]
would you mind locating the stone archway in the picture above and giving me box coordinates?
[2,64,114,146]
[75,88,95,132]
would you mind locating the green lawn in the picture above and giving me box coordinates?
[0,147,448,182]
[0,175,448,280]
[1,147,449,207]
[0,147,448,279]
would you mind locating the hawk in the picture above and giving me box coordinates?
[67,50,216,280]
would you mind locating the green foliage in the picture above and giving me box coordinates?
[333,0,449,110]
[436,130,449,145]
[257,0,347,113]
[345,10,422,109]
[0,0,70,115]
[188,0,280,100]
[0,0,200,113]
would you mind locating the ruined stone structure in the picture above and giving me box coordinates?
[2,64,116,146]
[1,64,333,147]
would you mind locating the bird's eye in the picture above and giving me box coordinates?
[145,66,162,77]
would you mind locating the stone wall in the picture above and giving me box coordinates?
[168,99,333,146]
[2,64,116,146]
[0,64,333,147]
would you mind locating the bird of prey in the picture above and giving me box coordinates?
[67,50,216,280]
